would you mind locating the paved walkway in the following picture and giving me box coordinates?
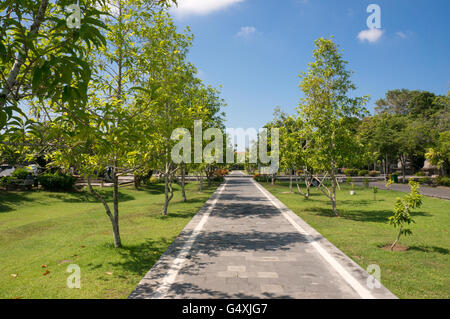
[367,181,450,200]
[129,171,396,299]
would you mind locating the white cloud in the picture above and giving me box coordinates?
[171,0,244,17]
[396,31,407,39]
[357,28,384,43]
[236,26,256,38]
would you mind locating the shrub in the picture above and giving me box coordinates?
[369,170,381,177]
[0,176,19,188]
[344,168,358,176]
[435,176,450,187]
[38,173,76,191]
[147,176,163,184]
[416,171,425,176]
[358,170,369,176]
[346,176,353,184]
[254,174,268,182]
[212,176,224,183]
[213,169,228,177]
[12,168,30,180]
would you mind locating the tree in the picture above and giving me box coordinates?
[374,89,421,116]
[46,0,174,248]
[0,0,107,129]
[298,37,368,216]
[426,130,450,176]
[389,180,423,251]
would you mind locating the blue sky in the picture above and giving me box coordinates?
[170,0,450,132]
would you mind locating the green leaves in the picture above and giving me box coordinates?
[298,37,368,172]
[389,180,423,248]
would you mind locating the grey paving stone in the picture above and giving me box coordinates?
[129,171,397,299]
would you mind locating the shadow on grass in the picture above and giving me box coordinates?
[408,245,449,255]
[307,207,432,222]
[157,211,198,220]
[47,189,135,203]
[111,238,175,275]
[0,191,35,212]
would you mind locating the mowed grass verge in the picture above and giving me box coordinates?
[0,182,219,299]
[260,181,449,299]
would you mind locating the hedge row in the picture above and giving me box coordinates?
[37,173,76,191]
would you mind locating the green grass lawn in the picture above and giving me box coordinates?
[260,181,450,299]
[0,182,219,299]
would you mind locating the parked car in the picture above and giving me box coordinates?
[0,164,15,177]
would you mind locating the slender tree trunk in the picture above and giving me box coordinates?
[87,176,121,248]
[162,146,170,215]
[385,154,389,177]
[271,173,275,185]
[401,155,406,184]
[134,173,142,188]
[330,167,339,217]
[306,181,310,199]
[112,171,121,248]
[390,226,402,251]
[199,171,203,192]
[181,165,186,202]
[305,170,311,199]
[162,172,169,215]
[289,168,293,193]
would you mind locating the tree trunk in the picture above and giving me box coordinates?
[289,168,293,193]
[305,170,311,199]
[385,154,389,177]
[330,168,339,217]
[112,168,121,248]
[401,155,406,184]
[134,173,142,189]
[199,171,203,192]
[87,176,121,248]
[162,170,169,216]
[162,146,170,215]
[181,165,186,202]
[390,226,402,251]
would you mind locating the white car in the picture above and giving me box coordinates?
[0,165,15,177]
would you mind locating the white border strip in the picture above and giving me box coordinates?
[251,179,375,299]
[151,180,228,299]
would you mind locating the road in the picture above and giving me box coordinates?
[129,171,396,299]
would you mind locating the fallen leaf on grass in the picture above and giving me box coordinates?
[58,260,71,264]
[12,296,24,299]
[80,245,86,248]
[153,251,158,255]
[10,274,18,278]
[41,264,47,268]
[42,270,50,276]
[105,272,113,275]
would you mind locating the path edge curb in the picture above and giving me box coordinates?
[128,181,227,299]
[253,179,398,299]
